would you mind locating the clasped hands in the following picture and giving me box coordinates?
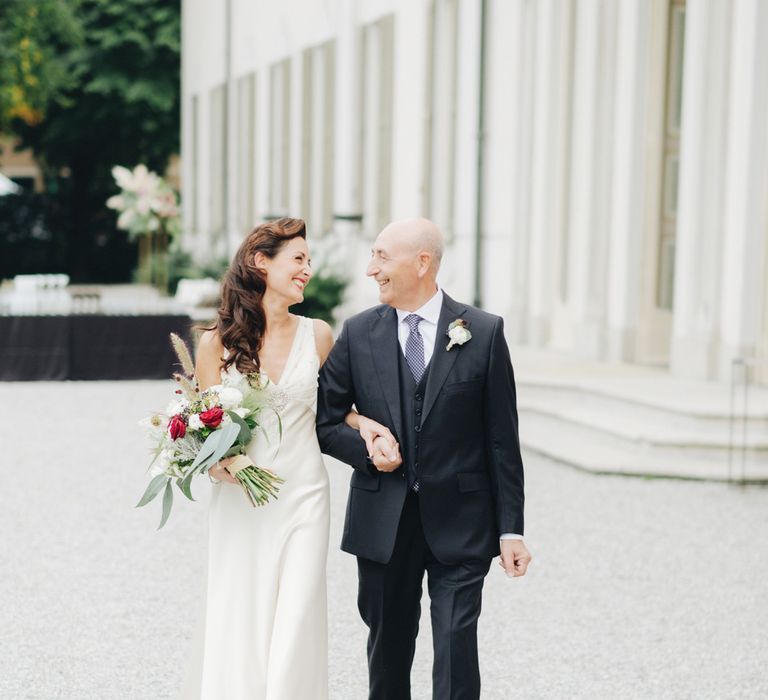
[356,415,402,472]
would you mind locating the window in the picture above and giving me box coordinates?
[209,84,226,239]
[190,94,199,233]
[237,73,257,234]
[423,0,458,239]
[269,59,291,216]
[656,0,686,310]
[360,15,395,238]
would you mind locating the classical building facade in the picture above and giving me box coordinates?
[181,0,768,384]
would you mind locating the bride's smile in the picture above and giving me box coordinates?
[256,235,313,305]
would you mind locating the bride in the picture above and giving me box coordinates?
[180,218,393,699]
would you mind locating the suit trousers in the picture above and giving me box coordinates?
[356,492,492,700]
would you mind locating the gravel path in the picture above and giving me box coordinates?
[1,380,766,699]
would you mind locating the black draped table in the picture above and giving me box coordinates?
[0,315,194,380]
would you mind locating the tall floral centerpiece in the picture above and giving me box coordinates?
[106,164,181,292]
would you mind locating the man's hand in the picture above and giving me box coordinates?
[357,415,398,457]
[499,539,532,578]
[370,435,402,472]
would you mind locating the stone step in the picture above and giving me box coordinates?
[519,411,768,483]
[517,376,768,425]
[510,345,768,481]
[517,392,768,450]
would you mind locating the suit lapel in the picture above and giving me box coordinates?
[368,306,404,441]
[421,294,467,427]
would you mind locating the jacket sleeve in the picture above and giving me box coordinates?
[483,316,525,536]
[316,320,376,475]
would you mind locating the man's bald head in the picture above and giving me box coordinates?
[378,217,444,273]
[367,218,445,310]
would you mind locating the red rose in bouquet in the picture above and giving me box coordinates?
[200,407,224,428]
[168,415,186,440]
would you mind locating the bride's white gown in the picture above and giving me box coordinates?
[181,316,330,699]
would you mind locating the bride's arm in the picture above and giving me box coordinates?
[345,410,398,459]
[195,330,238,484]
[195,330,225,391]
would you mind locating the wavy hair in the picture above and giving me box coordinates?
[213,217,307,373]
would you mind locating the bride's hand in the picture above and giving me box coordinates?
[209,457,239,484]
[356,415,397,458]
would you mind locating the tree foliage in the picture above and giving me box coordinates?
[2,0,181,283]
[0,0,81,131]
[19,0,181,176]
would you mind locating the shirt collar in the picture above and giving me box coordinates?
[395,288,444,326]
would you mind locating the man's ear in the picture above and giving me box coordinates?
[416,252,432,277]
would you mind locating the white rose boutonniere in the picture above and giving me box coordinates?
[446,319,472,351]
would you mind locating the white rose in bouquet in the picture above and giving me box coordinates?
[188,414,204,430]
[218,387,244,409]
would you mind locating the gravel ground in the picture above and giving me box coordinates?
[1,380,767,700]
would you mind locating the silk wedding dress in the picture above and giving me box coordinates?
[180,316,330,700]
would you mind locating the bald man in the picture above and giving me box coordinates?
[317,218,530,700]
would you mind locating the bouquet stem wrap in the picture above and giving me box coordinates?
[225,455,285,507]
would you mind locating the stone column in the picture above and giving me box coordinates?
[527,0,574,347]
[481,0,530,329]
[447,0,482,304]
[563,0,603,357]
[255,67,271,222]
[288,53,305,220]
[330,0,368,311]
[670,0,731,378]
[718,0,768,377]
[224,0,240,255]
[605,0,652,361]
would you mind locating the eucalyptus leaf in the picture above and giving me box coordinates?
[189,422,240,471]
[176,476,195,502]
[227,410,252,446]
[136,474,168,508]
[158,481,174,529]
[180,465,197,493]
[197,422,242,473]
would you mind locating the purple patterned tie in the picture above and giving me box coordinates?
[404,314,425,383]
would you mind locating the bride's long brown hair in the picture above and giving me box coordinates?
[214,217,307,373]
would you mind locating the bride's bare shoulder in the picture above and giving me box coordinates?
[198,328,223,351]
[311,318,335,365]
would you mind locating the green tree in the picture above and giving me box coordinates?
[8,0,181,282]
[0,0,81,131]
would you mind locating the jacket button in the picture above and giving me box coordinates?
[414,425,421,432]
[415,407,422,416]
[414,393,423,402]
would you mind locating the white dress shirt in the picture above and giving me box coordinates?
[395,288,444,364]
[394,289,523,542]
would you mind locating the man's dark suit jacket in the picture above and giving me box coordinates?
[316,293,525,565]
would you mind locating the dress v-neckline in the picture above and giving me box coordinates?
[262,316,303,387]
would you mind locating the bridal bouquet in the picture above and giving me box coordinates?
[137,334,284,528]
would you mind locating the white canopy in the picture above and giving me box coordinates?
[0,172,21,196]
